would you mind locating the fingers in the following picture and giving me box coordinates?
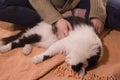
[57,32,64,39]
[57,25,69,39]
[94,23,102,34]
[90,18,104,34]
[55,18,73,39]
[67,22,72,31]
[97,26,104,34]
[94,21,103,34]
[64,28,69,37]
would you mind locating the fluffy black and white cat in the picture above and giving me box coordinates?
[0,16,103,75]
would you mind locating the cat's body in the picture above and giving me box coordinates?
[0,16,103,75]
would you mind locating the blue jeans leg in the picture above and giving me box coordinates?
[106,0,120,28]
[0,0,40,26]
[3,0,33,8]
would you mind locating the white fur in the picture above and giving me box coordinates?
[0,43,12,53]
[32,23,102,75]
[23,22,58,48]
[23,44,32,55]
[32,23,103,66]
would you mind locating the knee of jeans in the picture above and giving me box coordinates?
[107,0,120,18]
[106,9,120,27]
[107,0,120,10]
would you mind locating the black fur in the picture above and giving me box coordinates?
[52,16,95,33]
[71,63,83,72]
[87,47,101,69]
[65,16,94,29]
[43,55,51,61]
[12,34,41,49]
[1,31,25,45]
[52,25,57,34]
[71,46,101,72]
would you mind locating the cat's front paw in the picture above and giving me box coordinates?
[23,44,32,55]
[32,55,44,64]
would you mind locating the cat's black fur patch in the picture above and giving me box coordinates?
[52,25,57,34]
[43,55,51,61]
[12,34,41,49]
[71,63,83,72]
[87,46,101,70]
[64,16,94,29]
[52,16,94,32]
[1,31,25,45]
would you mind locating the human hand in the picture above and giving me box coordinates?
[55,18,72,39]
[90,18,104,34]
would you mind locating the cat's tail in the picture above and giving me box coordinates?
[0,31,25,46]
[0,33,41,53]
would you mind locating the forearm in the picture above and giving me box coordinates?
[29,0,63,24]
[89,0,107,24]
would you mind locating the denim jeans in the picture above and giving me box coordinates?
[0,0,40,26]
[106,0,120,28]
[0,0,90,26]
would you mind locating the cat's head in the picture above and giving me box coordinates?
[67,34,103,76]
[71,46,102,76]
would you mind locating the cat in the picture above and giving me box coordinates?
[0,16,103,75]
